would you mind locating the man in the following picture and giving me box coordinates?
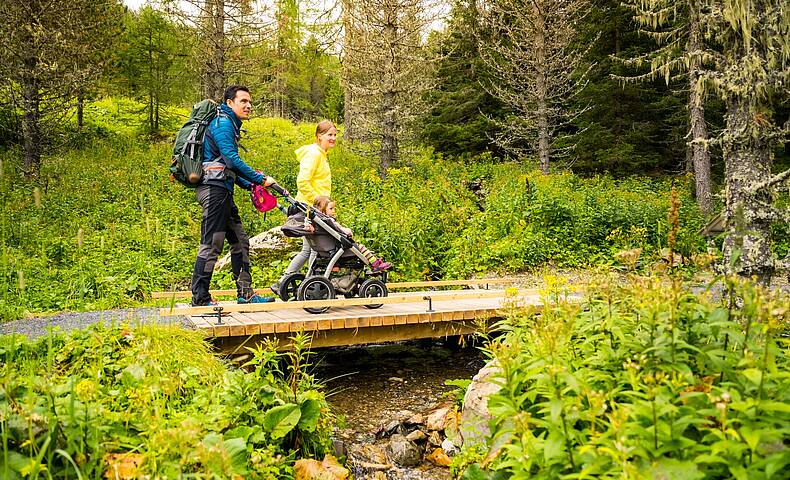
[191,85,277,306]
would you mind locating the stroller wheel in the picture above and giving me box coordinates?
[359,278,388,309]
[279,273,305,302]
[297,276,335,314]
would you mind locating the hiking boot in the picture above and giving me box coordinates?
[371,258,392,273]
[238,294,276,304]
[191,298,218,307]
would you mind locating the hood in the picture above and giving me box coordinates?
[295,143,326,162]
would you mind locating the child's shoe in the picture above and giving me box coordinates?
[371,258,392,272]
[238,294,276,304]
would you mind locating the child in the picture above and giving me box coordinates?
[310,195,392,273]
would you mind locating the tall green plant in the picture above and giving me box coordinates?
[465,277,790,478]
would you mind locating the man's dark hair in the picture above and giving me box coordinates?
[223,85,250,103]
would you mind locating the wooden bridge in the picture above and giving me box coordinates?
[156,279,545,352]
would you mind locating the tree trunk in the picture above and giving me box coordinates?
[21,62,41,179]
[148,92,154,133]
[688,3,712,214]
[344,86,354,141]
[204,0,225,101]
[534,7,549,174]
[380,94,397,177]
[77,92,84,130]
[722,96,773,283]
[379,12,398,177]
[341,0,355,141]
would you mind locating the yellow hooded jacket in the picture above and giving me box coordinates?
[295,143,331,205]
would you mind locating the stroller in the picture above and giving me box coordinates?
[268,183,389,314]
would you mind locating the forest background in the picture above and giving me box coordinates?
[0,0,787,321]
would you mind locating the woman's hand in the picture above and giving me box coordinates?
[263,176,276,187]
[341,227,353,237]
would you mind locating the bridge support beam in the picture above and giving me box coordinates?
[213,319,495,354]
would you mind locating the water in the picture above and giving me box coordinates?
[313,339,486,479]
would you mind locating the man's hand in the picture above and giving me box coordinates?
[263,176,276,187]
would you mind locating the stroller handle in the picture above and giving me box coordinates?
[268,182,288,197]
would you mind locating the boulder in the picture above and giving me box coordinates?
[426,406,451,431]
[460,361,502,448]
[215,226,297,270]
[294,455,349,480]
[348,443,388,466]
[441,438,459,457]
[385,434,422,467]
[406,413,424,425]
[427,431,442,447]
[426,448,453,467]
[405,429,428,443]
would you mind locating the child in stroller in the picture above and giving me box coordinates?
[309,195,392,273]
[278,190,390,313]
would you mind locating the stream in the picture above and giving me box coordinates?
[313,339,486,479]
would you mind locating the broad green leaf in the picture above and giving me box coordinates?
[298,398,321,433]
[264,404,301,439]
[741,368,763,385]
[647,458,704,480]
[462,464,490,480]
[222,437,248,475]
[224,425,253,441]
[0,451,28,478]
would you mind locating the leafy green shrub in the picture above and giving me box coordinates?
[446,171,706,276]
[463,277,790,479]
[0,325,333,478]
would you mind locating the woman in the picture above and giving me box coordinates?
[272,120,336,294]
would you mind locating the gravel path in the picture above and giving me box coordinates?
[0,308,191,340]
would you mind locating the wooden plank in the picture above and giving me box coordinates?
[152,288,272,299]
[235,313,261,335]
[258,317,276,334]
[160,289,540,317]
[151,279,525,299]
[224,315,246,337]
[386,277,523,289]
[212,321,230,337]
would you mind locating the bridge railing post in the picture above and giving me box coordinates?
[423,296,434,312]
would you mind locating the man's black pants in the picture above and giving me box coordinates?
[191,185,254,305]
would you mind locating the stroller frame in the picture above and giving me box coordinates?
[270,183,389,313]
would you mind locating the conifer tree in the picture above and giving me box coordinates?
[0,0,123,178]
[478,0,593,174]
[343,0,437,176]
[700,0,789,281]
[618,0,713,213]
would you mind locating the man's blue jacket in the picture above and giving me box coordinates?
[203,103,264,192]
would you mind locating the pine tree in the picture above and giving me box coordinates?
[618,0,714,213]
[115,7,195,133]
[165,0,267,101]
[419,0,504,157]
[478,0,593,174]
[0,0,123,178]
[700,0,789,281]
[343,0,436,176]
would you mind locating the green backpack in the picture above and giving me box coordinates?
[169,99,221,187]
